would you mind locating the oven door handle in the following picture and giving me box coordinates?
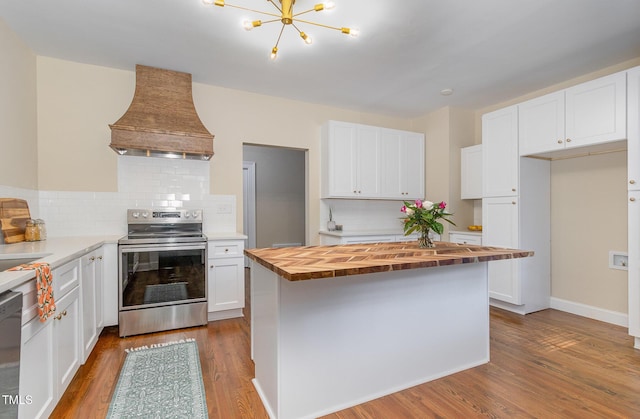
[119,243,207,253]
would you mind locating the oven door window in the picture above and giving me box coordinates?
[120,245,206,309]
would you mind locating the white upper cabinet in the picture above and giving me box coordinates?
[519,91,565,156]
[322,121,380,198]
[380,128,425,200]
[482,106,519,197]
[519,71,627,157]
[460,144,483,199]
[322,121,424,200]
[628,66,640,191]
[565,72,626,147]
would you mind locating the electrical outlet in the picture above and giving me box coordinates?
[216,203,232,214]
[609,251,628,270]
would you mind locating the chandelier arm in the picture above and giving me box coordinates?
[267,0,283,14]
[274,24,286,49]
[292,8,317,18]
[292,17,344,32]
[222,3,281,19]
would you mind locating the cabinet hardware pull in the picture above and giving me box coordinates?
[512,201,516,205]
[62,310,67,317]
[90,256,95,261]
[566,138,572,142]
[558,140,563,144]
[631,180,636,185]
[98,256,103,260]
[512,188,516,192]
[631,197,636,202]
[55,314,62,320]
[210,265,215,268]
[225,249,229,252]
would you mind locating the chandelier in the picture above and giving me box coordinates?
[202,0,359,60]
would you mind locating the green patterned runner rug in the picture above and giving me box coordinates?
[107,339,208,418]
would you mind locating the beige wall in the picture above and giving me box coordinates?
[0,19,37,189]
[551,151,628,312]
[411,107,477,232]
[33,57,414,243]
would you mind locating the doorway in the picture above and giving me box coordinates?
[242,144,307,259]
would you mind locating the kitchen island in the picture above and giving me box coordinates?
[244,241,533,419]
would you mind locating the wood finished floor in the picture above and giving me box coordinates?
[52,271,640,418]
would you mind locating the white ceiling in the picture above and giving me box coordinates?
[1,0,640,117]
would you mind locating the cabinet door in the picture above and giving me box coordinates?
[482,106,519,197]
[81,253,98,361]
[629,191,640,341]
[19,318,55,419]
[54,287,81,398]
[401,132,425,199]
[461,145,483,199]
[483,197,521,304]
[379,129,403,199]
[565,71,626,148]
[325,122,358,198]
[379,130,424,199]
[355,126,380,197]
[208,258,245,311]
[518,91,565,156]
[628,66,640,191]
[95,248,104,331]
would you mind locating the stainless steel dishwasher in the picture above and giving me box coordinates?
[0,291,22,419]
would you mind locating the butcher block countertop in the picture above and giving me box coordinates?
[244,241,533,281]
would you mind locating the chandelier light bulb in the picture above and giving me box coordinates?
[300,32,313,44]
[270,47,278,60]
[202,0,215,5]
[243,20,261,31]
[341,27,360,37]
[323,1,336,10]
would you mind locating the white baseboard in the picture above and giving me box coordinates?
[550,297,628,327]
[208,308,244,322]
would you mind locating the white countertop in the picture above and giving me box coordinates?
[319,229,410,238]
[0,232,247,294]
[206,232,247,240]
[449,230,483,236]
[0,236,121,294]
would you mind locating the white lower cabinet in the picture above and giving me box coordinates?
[629,191,640,348]
[449,232,482,245]
[54,286,82,397]
[19,316,55,419]
[18,248,107,419]
[319,233,422,245]
[482,158,551,315]
[208,240,245,320]
[19,275,82,419]
[81,247,104,362]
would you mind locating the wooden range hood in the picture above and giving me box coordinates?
[109,65,214,160]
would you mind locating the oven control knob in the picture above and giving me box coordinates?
[184,212,191,219]
[132,212,139,218]
[142,212,149,218]
[191,210,200,219]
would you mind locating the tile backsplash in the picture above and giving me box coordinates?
[0,156,236,238]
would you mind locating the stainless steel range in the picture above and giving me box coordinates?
[118,208,208,337]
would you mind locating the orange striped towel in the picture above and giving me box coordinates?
[9,262,56,322]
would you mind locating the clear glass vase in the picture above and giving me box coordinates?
[418,229,434,248]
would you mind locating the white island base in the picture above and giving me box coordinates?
[250,261,490,419]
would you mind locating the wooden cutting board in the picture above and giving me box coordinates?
[0,198,31,244]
